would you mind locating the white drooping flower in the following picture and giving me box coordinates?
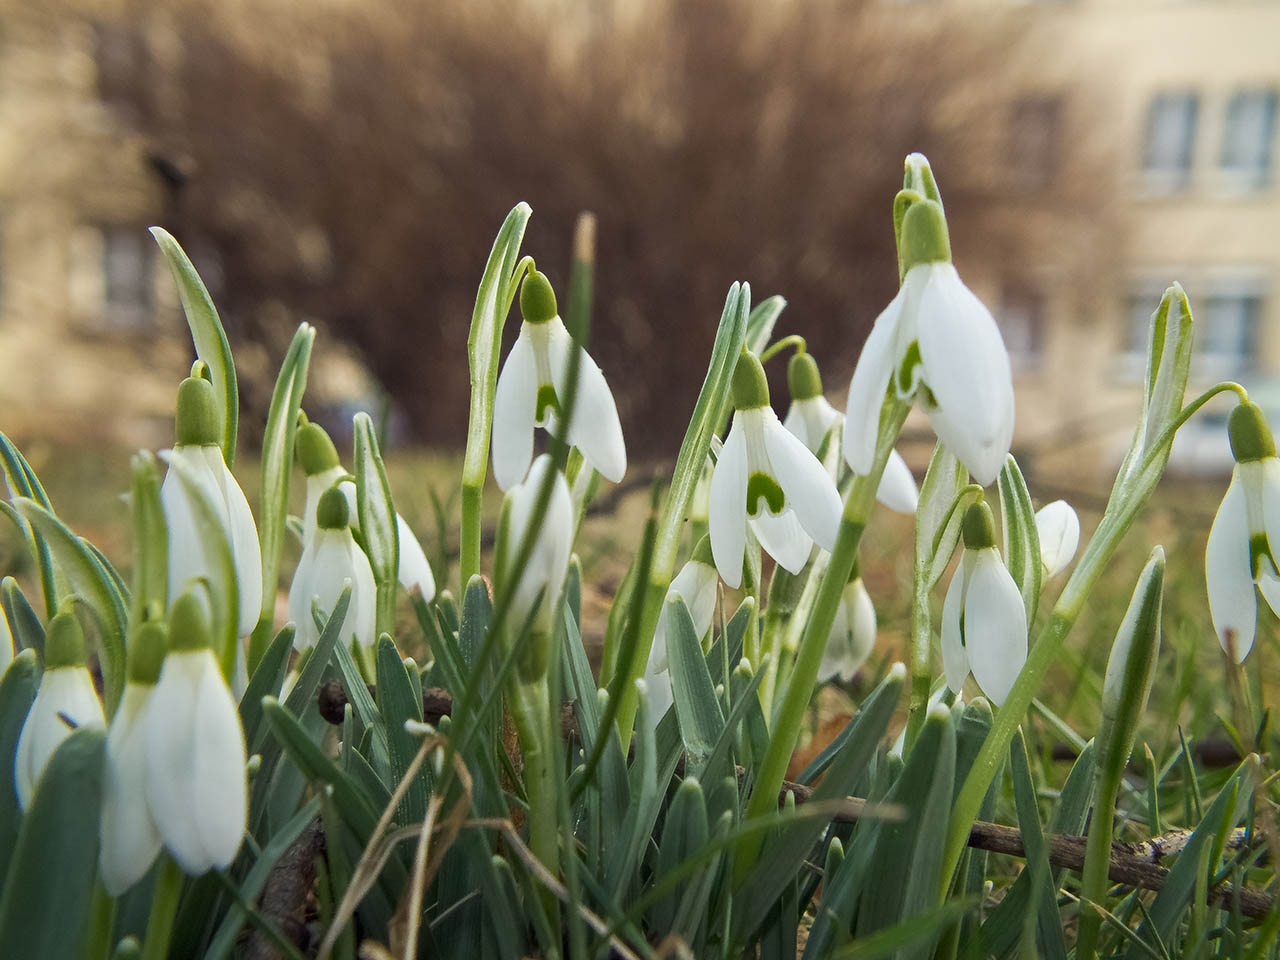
[818,575,877,684]
[297,421,436,602]
[940,501,1027,706]
[497,454,574,639]
[710,350,842,588]
[162,373,262,636]
[288,484,377,653]
[14,606,105,810]
[144,594,247,875]
[783,350,918,514]
[650,542,721,691]
[100,621,167,895]
[1035,500,1080,579]
[1205,401,1280,662]
[844,157,1014,487]
[492,269,626,491]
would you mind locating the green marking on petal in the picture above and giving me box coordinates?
[746,471,785,517]
[1249,532,1277,580]
[536,384,559,423]
[896,341,923,398]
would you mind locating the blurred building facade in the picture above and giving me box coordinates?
[0,0,1277,477]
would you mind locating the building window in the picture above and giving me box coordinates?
[93,22,145,119]
[1009,97,1062,191]
[1220,89,1278,191]
[999,287,1046,372]
[1142,92,1198,192]
[69,226,154,332]
[1196,293,1261,380]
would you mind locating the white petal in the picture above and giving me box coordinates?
[844,293,906,474]
[219,460,263,636]
[876,449,919,515]
[492,328,538,491]
[848,577,878,668]
[1205,472,1256,661]
[505,455,574,631]
[547,321,627,483]
[708,422,749,588]
[1035,500,1080,578]
[964,549,1028,707]
[782,403,811,450]
[940,559,970,696]
[286,539,320,652]
[749,510,813,574]
[1259,458,1280,579]
[915,265,1015,486]
[762,412,841,552]
[641,667,674,729]
[100,685,162,895]
[0,606,13,678]
[395,515,436,602]
[160,455,210,606]
[818,591,853,683]
[15,667,105,810]
[145,652,210,873]
[302,467,346,544]
[191,656,248,869]
[687,562,721,639]
[348,540,379,649]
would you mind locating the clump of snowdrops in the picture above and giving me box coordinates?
[0,154,1277,960]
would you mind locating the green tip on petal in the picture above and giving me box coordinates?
[731,349,770,410]
[903,152,943,205]
[898,200,951,273]
[1228,401,1277,463]
[175,376,221,447]
[520,269,558,325]
[316,485,351,530]
[787,351,823,401]
[127,619,168,685]
[168,592,214,652]
[691,533,715,567]
[297,421,342,475]
[961,500,997,551]
[189,359,212,382]
[44,604,88,669]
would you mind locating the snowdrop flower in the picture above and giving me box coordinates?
[710,349,842,588]
[643,538,719,724]
[100,620,166,895]
[784,351,918,514]
[144,593,248,875]
[1035,500,1080,579]
[297,420,436,602]
[492,269,626,491]
[844,155,1014,487]
[14,605,105,809]
[818,571,877,684]
[496,455,573,677]
[941,500,1027,706]
[288,484,377,653]
[1205,401,1280,662]
[162,371,263,636]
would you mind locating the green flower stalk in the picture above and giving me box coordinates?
[1076,547,1164,960]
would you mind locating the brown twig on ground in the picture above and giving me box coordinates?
[313,683,1276,919]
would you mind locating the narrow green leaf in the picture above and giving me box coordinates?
[0,432,57,616]
[13,498,128,714]
[353,412,398,638]
[998,455,1041,626]
[240,624,295,749]
[129,452,168,623]
[827,899,977,960]
[652,777,710,935]
[666,595,726,775]
[0,728,106,956]
[375,633,427,823]
[2,578,45,658]
[151,227,238,462]
[1009,728,1067,960]
[251,322,315,670]
[745,295,787,356]
[0,651,39,880]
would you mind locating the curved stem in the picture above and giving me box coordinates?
[759,335,807,364]
[1135,381,1247,481]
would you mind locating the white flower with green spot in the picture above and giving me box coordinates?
[818,571,877,684]
[643,537,719,724]
[492,269,626,491]
[1035,499,1080,578]
[941,500,1027,706]
[783,351,918,514]
[288,484,377,653]
[710,349,842,588]
[1205,401,1280,663]
[844,155,1014,487]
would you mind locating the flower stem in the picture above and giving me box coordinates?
[85,878,115,960]
[759,334,807,364]
[460,481,483,587]
[1074,762,1124,960]
[507,672,563,936]
[140,853,184,960]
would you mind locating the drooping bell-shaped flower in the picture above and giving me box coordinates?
[710,349,842,588]
[297,419,436,602]
[648,537,719,673]
[144,593,248,875]
[1035,500,1080,579]
[495,454,574,660]
[783,351,918,514]
[288,484,377,653]
[844,155,1014,487]
[1205,401,1280,662]
[818,566,877,684]
[100,620,167,895]
[492,269,626,491]
[940,500,1027,706]
[14,604,105,809]
[162,370,263,636]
